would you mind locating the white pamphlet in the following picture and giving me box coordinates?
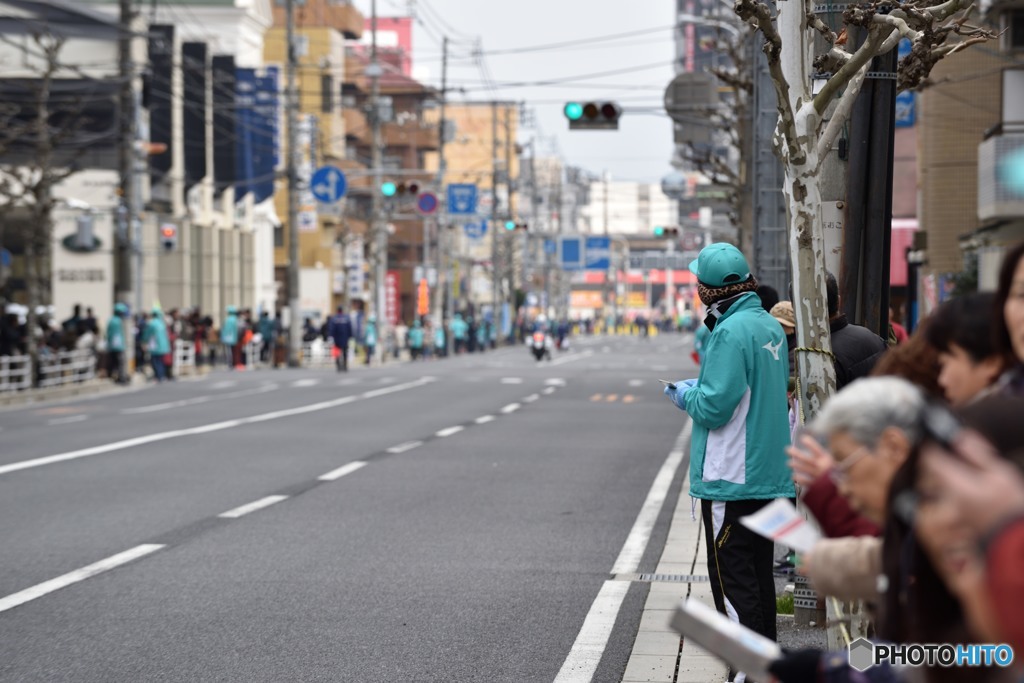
[670,598,782,679]
[739,498,821,554]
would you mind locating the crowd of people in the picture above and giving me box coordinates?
[664,240,1024,683]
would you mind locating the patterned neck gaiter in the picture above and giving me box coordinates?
[697,276,759,307]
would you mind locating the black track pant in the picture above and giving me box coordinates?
[701,498,778,642]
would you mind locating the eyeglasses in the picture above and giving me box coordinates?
[829,445,870,485]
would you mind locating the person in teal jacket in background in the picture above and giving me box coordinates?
[663,243,793,677]
[408,319,424,360]
[142,305,171,382]
[106,302,129,384]
[220,306,240,368]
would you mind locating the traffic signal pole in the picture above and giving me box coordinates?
[434,37,448,350]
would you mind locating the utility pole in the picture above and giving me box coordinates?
[504,104,514,323]
[434,37,449,352]
[490,100,499,327]
[118,0,139,315]
[369,0,386,364]
[285,0,302,367]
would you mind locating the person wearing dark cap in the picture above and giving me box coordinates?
[663,243,794,679]
[327,305,353,372]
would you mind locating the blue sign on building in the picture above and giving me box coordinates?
[447,184,478,215]
[464,221,487,239]
[544,239,557,255]
[585,236,611,270]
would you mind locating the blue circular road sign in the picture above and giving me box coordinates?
[311,165,348,203]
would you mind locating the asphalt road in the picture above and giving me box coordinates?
[0,333,698,682]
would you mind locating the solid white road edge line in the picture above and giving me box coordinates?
[386,441,423,454]
[552,580,632,683]
[475,415,496,424]
[318,461,367,481]
[0,544,164,614]
[500,403,520,414]
[435,426,464,438]
[0,377,436,477]
[553,418,692,683]
[218,495,289,519]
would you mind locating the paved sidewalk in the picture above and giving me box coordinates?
[621,469,729,683]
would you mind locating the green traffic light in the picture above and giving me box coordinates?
[654,226,665,236]
[505,220,516,231]
[564,102,583,121]
[381,181,397,197]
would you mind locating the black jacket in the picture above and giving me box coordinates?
[830,315,887,390]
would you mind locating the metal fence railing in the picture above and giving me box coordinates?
[0,354,31,392]
[37,349,97,389]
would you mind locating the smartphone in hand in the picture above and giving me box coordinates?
[659,379,677,391]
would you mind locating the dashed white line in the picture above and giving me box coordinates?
[542,387,556,395]
[501,403,521,414]
[548,351,593,367]
[291,378,320,388]
[500,377,523,384]
[545,378,567,386]
[435,426,465,438]
[218,495,289,519]
[0,377,436,477]
[475,415,496,424]
[522,394,540,403]
[318,461,367,481]
[48,415,87,426]
[122,383,277,414]
[211,381,237,389]
[0,544,164,614]
[386,440,423,454]
[629,379,645,387]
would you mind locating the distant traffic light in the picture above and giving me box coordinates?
[564,101,621,130]
[654,226,679,237]
[505,220,516,231]
[160,223,178,252]
[381,181,397,197]
[504,221,529,231]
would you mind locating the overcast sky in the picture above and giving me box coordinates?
[351,0,676,184]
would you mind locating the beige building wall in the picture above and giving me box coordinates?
[919,48,1002,275]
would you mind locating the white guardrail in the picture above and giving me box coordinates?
[0,354,32,392]
[36,349,97,389]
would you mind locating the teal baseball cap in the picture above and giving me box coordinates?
[688,243,751,287]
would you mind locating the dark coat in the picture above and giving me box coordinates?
[802,473,880,538]
[830,315,887,389]
[327,313,353,347]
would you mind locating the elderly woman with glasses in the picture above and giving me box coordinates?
[790,377,926,604]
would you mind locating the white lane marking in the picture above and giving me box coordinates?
[0,544,164,615]
[500,403,520,414]
[611,418,692,575]
[0,377,436,477]
[337,378,360,386]
[386,441,423,454]
[651,364,669,372]
[544,378,565,386]
[122,383,278,414]
[435,426,465,438]
[291,379,319,388]
[552,580,632,683]
[548,351,593,367]
[48,415,87,426]
[218,495,288,519]
[500,377,523,384]
[554,420,692,683]
[629,379,644,387]
[211,381,237,389]
[475,415,496,424]
[542,387,556,395]
[522,394,540,403]
[318,461,367,481]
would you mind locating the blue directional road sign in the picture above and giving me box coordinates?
[447,183,478,215]
[585,236,611,270]
[464,221,488,240]
[310,165,347,203]
[559,236,583,271]
[544,239,557,255]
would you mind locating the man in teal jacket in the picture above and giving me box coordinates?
[143,305,172,382]
[106,302,128,384]
[664,243,793,665]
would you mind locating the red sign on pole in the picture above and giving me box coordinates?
[386,271,400,326]
[417,278,430,316]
